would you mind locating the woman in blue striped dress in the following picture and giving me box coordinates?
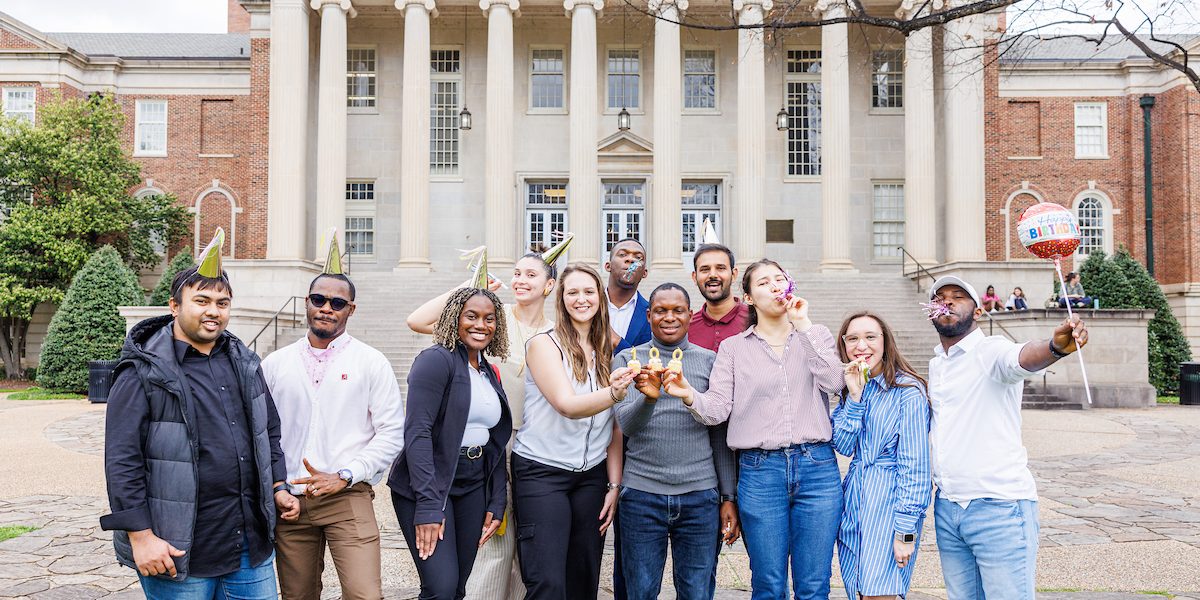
[832,311,932,600]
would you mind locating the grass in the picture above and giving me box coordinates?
[1157,396,1180,404]
[6,387,86,401]
[0,525,37,542]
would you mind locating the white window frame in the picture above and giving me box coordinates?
[681,180,723,262]
[524,179,569,254]
[135,99,168,157]
[1072,189,1113,258]
[2,87,36,124]
[871,181,905,262]
[601,179,647,255]
[682,47,719,114]
[430,46,463,179]
[605,45,643,114]
[784,46,822,180]
[347,45,378,112]
[869,48,904,113]
[528,46,567,114]
[1074,102,1108,159]
[345,180,377,259]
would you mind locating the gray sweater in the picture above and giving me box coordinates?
[613,338,737,496]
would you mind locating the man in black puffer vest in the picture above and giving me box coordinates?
[100,255,297,599]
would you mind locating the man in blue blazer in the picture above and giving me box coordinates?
[605,238,652,356]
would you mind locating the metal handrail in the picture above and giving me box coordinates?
[982,311,1019,343]
[249,295,306,354]
[897,247,934,293]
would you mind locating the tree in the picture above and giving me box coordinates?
[1111,248,1193,395]
[36,246,144,392]
[1078,250,1137,309]
[150,251,195,306]
[0,94,188,378]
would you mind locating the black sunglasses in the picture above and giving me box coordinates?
[308,293,351,311]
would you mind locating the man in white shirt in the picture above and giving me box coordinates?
[926,276,1088,600]
[263,259,405,600]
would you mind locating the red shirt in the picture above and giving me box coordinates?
[688,299,751,352]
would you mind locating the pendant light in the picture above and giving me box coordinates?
[459,9,473,130]
[617,3,631,131]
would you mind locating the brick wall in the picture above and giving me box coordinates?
[228,0,251,34]
[0,28,38,49]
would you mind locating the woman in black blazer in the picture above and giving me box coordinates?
[389,288,513,600]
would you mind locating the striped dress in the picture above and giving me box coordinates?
[832,373,932,599]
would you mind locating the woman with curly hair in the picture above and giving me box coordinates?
[388,287,513,600]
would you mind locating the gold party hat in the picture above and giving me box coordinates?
[196,228,225,278]
[322,228,343,275]
[540,231,574,265]
[459,245,490,289]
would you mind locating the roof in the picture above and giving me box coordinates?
[999,33,1200,63]
[45,32,250,60]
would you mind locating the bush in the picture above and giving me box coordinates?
[36,246,144,393]
[149,251,194,306]
[1077,250,1137,309]
[1110,248,1193,395]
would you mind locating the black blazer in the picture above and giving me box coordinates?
[388,343,512,525]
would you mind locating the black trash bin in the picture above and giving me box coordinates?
[88,360,119,404]
[1181,362,1200,406]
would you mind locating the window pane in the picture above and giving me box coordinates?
[137,100,167,153]
[531,49,565,109]
[3,89,35,123]
[344,182,376,256]
[872,184,904,259]
[1074,104,1106,157]
[431,49,461,73]
[681,182,719,206]
[681,210,720,254]
[347,48,377,108]
[786,81,822,176]
[1077,196,1105,256]
[430,80,460,175]
[603,182,644,206]
[683,50,716,110]
[608,49,640,109]
[871,50,903,109]
[528,182,567,206]
[786,49,821,74]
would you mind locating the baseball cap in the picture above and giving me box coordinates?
[930,276,982,309]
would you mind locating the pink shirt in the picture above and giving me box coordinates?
[688,325,844,450]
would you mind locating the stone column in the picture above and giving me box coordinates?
[649,0,685,270]
[899,0,938,265]
[943,6,987,262]
[397,0,437,270]
[732,0,770,266]
[483,0,520,268]
[817,0,854,271]
[311,0,355,260]
[565,0,603,264]
[267,0,311,260]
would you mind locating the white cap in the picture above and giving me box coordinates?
[930,276,982,309]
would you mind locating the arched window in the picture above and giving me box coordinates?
[1073,192,1111,257]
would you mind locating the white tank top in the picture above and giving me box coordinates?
[513,331,614,472]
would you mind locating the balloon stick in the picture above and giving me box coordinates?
[1054,257,1093,405]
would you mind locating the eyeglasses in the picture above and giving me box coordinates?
[308,293,351,311]
[842,333,881,347]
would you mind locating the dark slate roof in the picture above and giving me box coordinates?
[999,33,1199,63]
[46,32,250,60]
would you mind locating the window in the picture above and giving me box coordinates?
[530,48,565,110]
[1074,193,1110,257]
[347,47,377,108]
[681,181,720,257]
[526,181,568,253]
[345,181,376,256]
[430,49,462,176]
[871,50,903,110]
[135,100,168,156]
[1074,102,1107,159]
[607,48,640,110]
[785,49,821,177]
[200,99,234,155]
[2,88,35,124]
[603,181,644,252]
[872,183,904,260]
[683,49,717,111]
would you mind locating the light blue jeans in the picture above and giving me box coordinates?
[934,492,1039,600]
[138,549,277,600]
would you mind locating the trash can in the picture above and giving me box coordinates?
[1181,362,1200,406]
[88,360,119,404]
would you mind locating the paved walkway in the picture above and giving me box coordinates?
[2,397,1200,598]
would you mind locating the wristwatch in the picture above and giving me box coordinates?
[337,468,354,487]
[720,494,737,504]
[1048,339,1070,358]
[894,531,916,544]
[606,482,620,491]
[273,483,290,495]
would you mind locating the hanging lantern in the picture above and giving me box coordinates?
[459,105,473,130]
[776,106,789,131]
[617,107,631,131]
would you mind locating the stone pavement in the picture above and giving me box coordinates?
[3,396,1200,598]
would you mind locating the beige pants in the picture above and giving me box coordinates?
[275,483,383,600]
[464,441,525,600]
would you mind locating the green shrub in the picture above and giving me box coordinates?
[1078,250,1137,309]
[36,246,144,393]
[1110,248,1193,395]
[150,251,194,306]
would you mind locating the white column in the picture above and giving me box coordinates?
[649,0,685,270]
[310,0,355,260]
[565,0,603,264]
[397,0,437,270]
[899,1,938,266]
[267,0,311,259]
[732,0,770,266]
[943,6,987,262]
[817,0,853,271]
[483,0,520,268]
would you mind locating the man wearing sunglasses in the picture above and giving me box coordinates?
[262,244,405,600]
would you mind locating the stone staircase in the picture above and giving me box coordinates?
[1021,380,1085,410]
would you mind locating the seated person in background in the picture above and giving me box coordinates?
[1058,272,1093,309]
[981,285,1005,312]
[1006,287,1029,311]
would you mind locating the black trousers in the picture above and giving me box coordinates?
[511,453,608,600]
[393,454,487,600]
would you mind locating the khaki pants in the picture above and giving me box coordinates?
[275,483,383,600]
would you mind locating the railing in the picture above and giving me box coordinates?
[982,311,1019,343]
[897,247,934,294]
[248,296,306,354]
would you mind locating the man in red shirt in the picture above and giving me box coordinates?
[689,244,750,352]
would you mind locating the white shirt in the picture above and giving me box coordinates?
[263,333,405,494]
[463,366,502,447]
[608,295,638,339]
[928,328,1040,506]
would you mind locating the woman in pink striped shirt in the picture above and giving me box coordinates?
[664,259,845,600]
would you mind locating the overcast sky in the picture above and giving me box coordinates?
[2,0,226,33]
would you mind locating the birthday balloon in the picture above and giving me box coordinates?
[1017,202,1081,260]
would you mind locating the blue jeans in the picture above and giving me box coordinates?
[138,548,277,600]
[737,443,843,600]
[934,492,1039,600]
[618,486,720,600]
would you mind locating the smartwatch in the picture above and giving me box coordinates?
[720,494,737,504]
[894,531,916,544]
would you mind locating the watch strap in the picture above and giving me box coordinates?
[273,483,290,495]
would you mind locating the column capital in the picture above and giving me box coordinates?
[648,0,687,15]
[564,0,603,14]
[480,0,519,11]
[732,0,771,14]
[310,0,356,18]
[895,0,943,19]
[396,0,437,16]
[813,0,846,18]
